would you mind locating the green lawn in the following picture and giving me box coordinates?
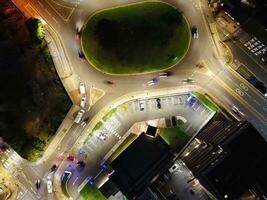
[192,92,218,112]
[81,1,190,74]
[159,126,190,152]
[80,185,106,200]
[102,108,117,122]
[107,133,138,163]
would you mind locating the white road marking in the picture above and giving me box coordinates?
[37,1,44,7]
[52,17,59,23]
[73,177,79,185]
[253,99,260,105]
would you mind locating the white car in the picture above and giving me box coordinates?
[47,179,53,193]
[97,132,107,141]
[79,82,86,95]
[139,101,145,111]
[74,109,85,124]
[80,96,86,108]
[159,72,169,78]
[169,163,179,173]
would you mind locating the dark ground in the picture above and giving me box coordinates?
[0,1,71,161]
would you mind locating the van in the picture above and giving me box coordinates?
[74,109,85,124]
[79,82,86,95]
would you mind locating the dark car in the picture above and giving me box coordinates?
[51,164,58,172]
[156,98,161,109]
[78,50,86,62]
[35,179,41,190]
[77,161,86,170]
[191,26,198,39]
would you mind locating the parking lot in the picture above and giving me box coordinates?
[71,93,216,193]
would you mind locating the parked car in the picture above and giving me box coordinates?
[156,98,161,109]
[139,101,145,111]
[80,96,86,108]
[79,82,86,95]
[51,164,58,172]
[97,132,107,141]
[74,109,85,124]
[47,178,52,193]
[67,155,75,162]
[169,163,179,173]
[261,55,267,63]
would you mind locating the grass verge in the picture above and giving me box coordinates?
[159,126,190,152]
[192,92,218,112]
[80,184,106,200]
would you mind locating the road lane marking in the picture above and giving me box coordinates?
[215,77,267,123]
[37,1,44,7]
[73,176,79,185]
[45,9,52,16]
[52,17,58,23]
[253,99,260,106]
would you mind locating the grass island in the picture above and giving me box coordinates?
[81,1,190,74]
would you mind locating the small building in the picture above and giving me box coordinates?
[216,11,240,34]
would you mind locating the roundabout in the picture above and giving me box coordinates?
[81,1,191,75]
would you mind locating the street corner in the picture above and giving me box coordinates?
[89,87,105,106]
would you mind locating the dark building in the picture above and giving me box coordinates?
[107,132,174,199]
[182,121,267,199]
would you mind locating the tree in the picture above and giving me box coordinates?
[26,18,45,42]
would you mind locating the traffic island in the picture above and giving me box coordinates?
[81,1,190,75]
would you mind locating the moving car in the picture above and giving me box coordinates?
[35,179,41,190]
[47,178,52,193]
[75,27,81,40]
[191,26,198,39]
[78,50,86,62]
[104,80,115,86]
[74,109,85,124]
[159,72,171,78]
[182,78,195,84]
[79,82,86,95]
[147,78,158,86]
[232,106,246,120]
